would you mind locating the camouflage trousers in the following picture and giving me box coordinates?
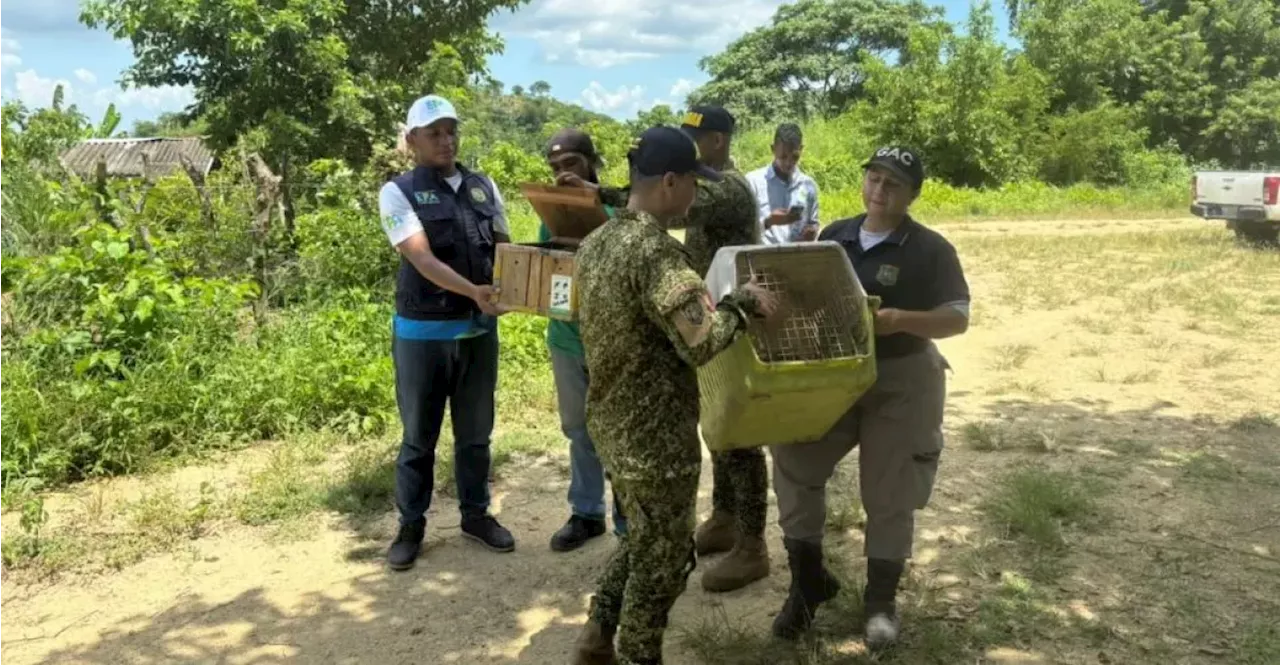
[588,471,699,665]
[710,448,768,538]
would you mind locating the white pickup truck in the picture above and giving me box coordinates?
[1190,170,1280,245]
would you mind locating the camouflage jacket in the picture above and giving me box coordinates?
[681,169,760,277]
[576,207,760,481]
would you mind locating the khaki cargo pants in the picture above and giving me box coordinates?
[769,345,948,560]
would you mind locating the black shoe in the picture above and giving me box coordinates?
[772,538,841,640]
[461,515,516,552]
[551,515,607,552]
[387,521,425,571]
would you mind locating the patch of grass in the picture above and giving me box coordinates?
[234,442,330,527]
[325,440,397,516]
[826,466,865,533]
[1069,343,1102,358]
[1106,437,1155,457]
[1201,348,1233,368]
[1073,316,1117,335]
[989,343,1034,371]
[983,468,1101,549]
[1120,368,1159,384]
[1238,620,1280,665]
[1180,452,1240,482]
[130,484,219,541]
[959,422,1055,453]
[1229,412,1277,432]
[971,571,1058,646]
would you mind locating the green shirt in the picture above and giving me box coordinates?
[539,202,616,357]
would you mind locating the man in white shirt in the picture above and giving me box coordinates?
[746,123,821,244]
[378,94,516,572]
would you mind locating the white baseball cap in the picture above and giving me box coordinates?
[405,95,458,131]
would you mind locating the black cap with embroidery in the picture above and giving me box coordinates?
[627,126,723,182]
[545,128,599,162]
[863,146,925,190]
[680,105,736,134]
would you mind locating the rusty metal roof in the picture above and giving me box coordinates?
[58,137,217,179]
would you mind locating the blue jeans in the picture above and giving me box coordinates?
[550,348,627,535]
[393,330,498,525]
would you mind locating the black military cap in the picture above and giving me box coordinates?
[680,105,736,134]
[545,128,599,162]
[627,126,722,181]
[863,146,925,190]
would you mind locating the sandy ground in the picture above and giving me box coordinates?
[4,217,1278,665]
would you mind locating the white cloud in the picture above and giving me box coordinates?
[74,68,97,85]
[668,78,697,103]
[580,81,650,115]
[1,29,21,73]
[13,69,74,108]
[494,0,784,68]
[94,84,194,111]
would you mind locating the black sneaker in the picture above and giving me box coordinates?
[550,515,607,552]
[387,521,425,571]
[461,515,515,552]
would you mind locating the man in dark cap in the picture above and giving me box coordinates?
[571,126,780,665]
[679,105,772,594]
[767,146,970,651]
[540,128,631,552]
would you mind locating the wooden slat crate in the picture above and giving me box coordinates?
[488,182,609,321]
[493,243,579,320]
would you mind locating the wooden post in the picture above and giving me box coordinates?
[245,153,282,319]
[133,153,156,258]
[180,153,216,229]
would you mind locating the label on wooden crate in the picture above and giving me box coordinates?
[549,274,573,316]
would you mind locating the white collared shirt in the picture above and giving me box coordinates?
[745,163,820,245]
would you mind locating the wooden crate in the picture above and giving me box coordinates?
[489,182,608,321]
[493,242,579,321]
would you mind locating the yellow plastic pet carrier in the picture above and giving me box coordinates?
[698,241,879,452]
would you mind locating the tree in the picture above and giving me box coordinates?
[689,0,945,125]
[131,112,205,138]
[860,1,1048,187]
[81,0,526,166]
[529,80,551,97]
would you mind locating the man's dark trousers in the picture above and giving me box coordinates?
[393,329,499,525]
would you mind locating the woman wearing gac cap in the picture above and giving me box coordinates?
[767,146,970,651]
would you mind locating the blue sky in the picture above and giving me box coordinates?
[1,0,1010,130]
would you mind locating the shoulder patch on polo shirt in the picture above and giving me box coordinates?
[876,264,900,286]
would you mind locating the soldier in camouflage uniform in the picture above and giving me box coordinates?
[571,126,779,665]
[677,105,772,593]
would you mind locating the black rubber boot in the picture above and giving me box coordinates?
[863,558,904,650]
[771,538,841,639]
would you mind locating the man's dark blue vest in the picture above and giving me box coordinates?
[392,164,499,320]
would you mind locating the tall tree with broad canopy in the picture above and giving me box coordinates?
[688,0,946,125]
[81,0,527,166]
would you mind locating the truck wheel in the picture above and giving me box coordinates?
[1230,221,1280,247]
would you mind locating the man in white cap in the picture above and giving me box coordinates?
[378,94,515,571]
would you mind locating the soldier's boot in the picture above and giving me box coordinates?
[701,534,771,592]
[571,619,617,665]
[694,510,736,556]
[863,558,905,651]
[772,538,841,640]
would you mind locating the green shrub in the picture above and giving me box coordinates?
[6,224,255,373]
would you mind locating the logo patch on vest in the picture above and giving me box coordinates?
[876,264,900,286]
[469,186,487,203]
[414,190,440,205]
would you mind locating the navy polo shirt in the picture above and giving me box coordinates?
[820,213,969,359]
